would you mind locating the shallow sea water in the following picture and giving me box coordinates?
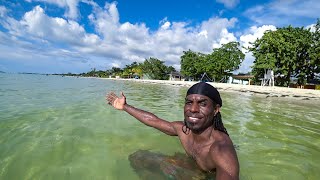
[0,73,319,179]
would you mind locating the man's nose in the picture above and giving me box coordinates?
[190,103,200,112]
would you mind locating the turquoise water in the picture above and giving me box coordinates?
[0,73,319,180]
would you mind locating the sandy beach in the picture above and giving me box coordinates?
[107,78,320,100]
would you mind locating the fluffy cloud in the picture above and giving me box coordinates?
[244,0,320,27]
[0,4,99,47]
[0,6,7,17]
[306,24,317,32]
[27,0,81,19]
[0,30,91,73]
[216,0,240,9]
[84,2,238,70]
[0,1,284,74]
[240,25,277,52]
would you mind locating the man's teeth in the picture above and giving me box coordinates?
[189,117,199,122]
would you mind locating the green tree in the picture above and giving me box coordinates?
[249,25,315,86]
[109,67,123,77]
[180,43,244,81]
[249,29,283,85]
[86,68,96,77]
[310,19,320,79]
[207,42,245,81]
[141,57,175,80]
[131,64,144,78]
[95,70,107,77]
[180,50,205,80]
[123,62,139,78]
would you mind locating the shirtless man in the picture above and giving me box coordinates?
[106,82,239,180]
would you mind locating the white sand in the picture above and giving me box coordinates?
[106,78,320,100]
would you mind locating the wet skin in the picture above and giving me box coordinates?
[106,92,239,180]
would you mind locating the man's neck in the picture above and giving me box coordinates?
[191,126,215,143]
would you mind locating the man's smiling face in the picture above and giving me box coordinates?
[184,94,216,132]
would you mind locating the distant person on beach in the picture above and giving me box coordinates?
[106,82,239,180]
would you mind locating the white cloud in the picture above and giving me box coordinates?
[86,2,238,69]
[200,17,237,50]
[0,31,91,73]
[161,21,171,30]
[240,25,277,52]
[269,0,320,18]
[216,0,240,9]
[111,62,120,68]
[1,1,239,73]
[212,28,237,49]
[306,24,316,32]
[27,0,81,19]
[244,0,320,27]
[234,52,255,74]
[89,2,121,40]
[0,6,8,17]
[198,30,208,38]
[18,5,100,46]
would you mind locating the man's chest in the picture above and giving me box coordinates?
[180,139,216,171]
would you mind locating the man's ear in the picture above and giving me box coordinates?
[214,104,221,116]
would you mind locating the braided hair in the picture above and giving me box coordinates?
[213,111,228,136]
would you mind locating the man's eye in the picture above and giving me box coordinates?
[200,102,207,106]
[185,101,192,105]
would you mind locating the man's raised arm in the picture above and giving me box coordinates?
[106,92,178,136]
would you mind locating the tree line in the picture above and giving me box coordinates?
[249,19,320,86]
[63,19,320,86]
[63,58,175,80]
[67,41,245,81]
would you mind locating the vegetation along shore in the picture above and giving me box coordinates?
[104,78,320,101]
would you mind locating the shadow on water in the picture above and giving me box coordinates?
[128,149,214,180]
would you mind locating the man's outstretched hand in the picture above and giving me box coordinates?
[106,92,126,110]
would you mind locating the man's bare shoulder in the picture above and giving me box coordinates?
[210,131,237,158]
[170,121,186,134]
[209,131,239,179]
[212,131,234,146]
[171,121,184,129]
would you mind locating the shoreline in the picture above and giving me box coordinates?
[104,78,320,100]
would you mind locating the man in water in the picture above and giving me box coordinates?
[106,82,239,180]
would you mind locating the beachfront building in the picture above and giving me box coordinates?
[169,72,183,81]
[229,74,254,85]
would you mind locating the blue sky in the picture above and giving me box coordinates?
[0,0,319,74]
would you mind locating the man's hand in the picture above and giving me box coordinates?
[106,92,126,110]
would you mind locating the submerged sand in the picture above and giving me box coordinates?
[107,78,320,101]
